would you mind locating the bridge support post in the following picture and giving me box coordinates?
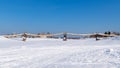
[22,33,27,42]
[95,34,100,41]
[63,33,67,41]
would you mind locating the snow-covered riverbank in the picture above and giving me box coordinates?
[0,36,120,68]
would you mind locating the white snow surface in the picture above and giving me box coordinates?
[0,36,120,68]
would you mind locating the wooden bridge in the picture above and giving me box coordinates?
[4,32,118,39]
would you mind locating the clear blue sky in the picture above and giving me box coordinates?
[0,0,120,34]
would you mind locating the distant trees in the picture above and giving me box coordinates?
[104,31,111,35]
[47,32,50,34]
[38,32,51,35]
[37,33,41,35]
[112,32,120,35]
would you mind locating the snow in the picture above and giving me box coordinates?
[0,36,120,68]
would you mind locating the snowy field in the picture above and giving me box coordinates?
[0,36,120,68]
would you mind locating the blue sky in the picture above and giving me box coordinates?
[0,0,120,34]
